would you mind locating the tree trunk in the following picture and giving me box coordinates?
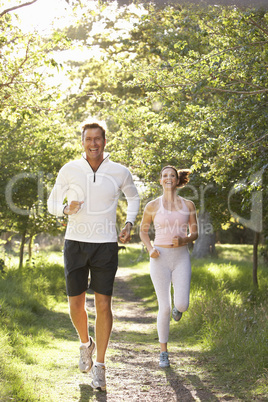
[28,235,33,262]
[253,231,259,288]
[192,211,215,258]
[19,230,27,270]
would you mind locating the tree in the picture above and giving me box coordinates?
[0,0,79,267]
[1,112,79,267]
[62,2,267,285]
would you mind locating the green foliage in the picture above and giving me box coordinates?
[62,1,268,260]
[0,253,67,401]
[0,10,68,118]
[0,112,78,232]
[2,1,268,261]
[64,3,268,181]
[0,258,65,335]
[0,4,80,266]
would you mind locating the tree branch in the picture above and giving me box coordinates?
[0,0,39,18]
[248,17,268,36]
[205,86,268,95]
[186,40,268,69]
[244,133,268,149]
[0,39,32,90]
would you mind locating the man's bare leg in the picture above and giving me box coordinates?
[69,291,96,373]
[68,291,89,343]
[94,292,113,363]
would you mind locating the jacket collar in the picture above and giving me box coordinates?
[81,152,110,165]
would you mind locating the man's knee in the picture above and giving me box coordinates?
[68,292,86,313]
[95,293,112,314]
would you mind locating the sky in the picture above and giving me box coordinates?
[5,0,74,33]
[5,0,142,34]
[3,0,268,32]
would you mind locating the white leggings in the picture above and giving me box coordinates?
[150,246,191,344]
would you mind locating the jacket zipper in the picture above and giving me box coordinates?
[85,155,109,183]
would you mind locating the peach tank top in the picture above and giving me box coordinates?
[154,196,190,245]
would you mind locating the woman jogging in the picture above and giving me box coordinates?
[140,166,198,368]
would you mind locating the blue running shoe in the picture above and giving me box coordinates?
[172,307,182,321]
[159,351,170,368]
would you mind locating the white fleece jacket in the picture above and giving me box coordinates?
[47,153,140,243]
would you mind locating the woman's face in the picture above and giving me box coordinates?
[160,168,179,189]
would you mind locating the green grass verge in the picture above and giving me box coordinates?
[0,253,70,401]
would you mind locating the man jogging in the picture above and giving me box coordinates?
[47,122,140,391]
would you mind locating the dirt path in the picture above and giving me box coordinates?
[85,268,238,402]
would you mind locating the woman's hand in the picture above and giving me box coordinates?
[172,236,187,247]
[150,248,160,258]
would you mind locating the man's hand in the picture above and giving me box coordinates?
[119,222,132,243]
[64,201,84,215]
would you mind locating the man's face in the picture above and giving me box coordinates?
[82,128,106,163]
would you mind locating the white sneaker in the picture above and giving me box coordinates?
[91,364,106,391]
[78,337,95,373]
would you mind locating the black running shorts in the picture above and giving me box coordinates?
[64,240,118,297]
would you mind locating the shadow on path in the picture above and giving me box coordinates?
[164,368,220,402]
[79,384,107,402]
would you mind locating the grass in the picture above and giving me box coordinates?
[0,244,267,401]
[0,251,71,401]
